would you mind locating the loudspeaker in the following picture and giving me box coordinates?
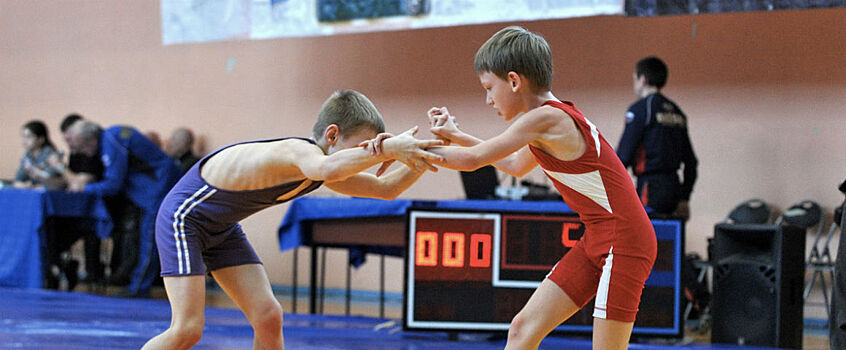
[711,223,805,349]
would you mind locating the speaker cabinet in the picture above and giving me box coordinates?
[711,224,805,349]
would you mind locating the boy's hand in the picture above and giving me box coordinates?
[374,160,395,177]
[360,132,393,156]
[371,126,443,173]
[24,164,49,182]
[360,133,395,176]
[427,107,449,125]
[428,107,462,145]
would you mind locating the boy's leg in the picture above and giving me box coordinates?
[590,247,654,350]
[592,318,634,350]
[142,275,207,350]
[211,264,284,350]
[505,279,580,350]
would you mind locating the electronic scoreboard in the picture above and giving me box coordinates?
[404,208,683,337]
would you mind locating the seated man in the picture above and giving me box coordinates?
[165,127,202,174]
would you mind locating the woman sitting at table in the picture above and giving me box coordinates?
[13,120,65,189]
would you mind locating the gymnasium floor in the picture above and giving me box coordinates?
[0,287,830,350]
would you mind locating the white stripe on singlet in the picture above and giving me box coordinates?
[584,117,601,158]
[172,185,217,274]
[593,246,615,319]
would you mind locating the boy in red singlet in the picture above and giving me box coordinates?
[406,26,656,349]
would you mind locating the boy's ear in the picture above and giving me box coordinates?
[507,71,522,92]
[323,124,340,146]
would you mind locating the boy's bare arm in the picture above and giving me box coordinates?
[428,107,481,147]
[324,165,424,200]
[295,127,442,183]
[429,105,586,176]
[426,129,535,173]
[293,144,382,183]
[428,107,542,177]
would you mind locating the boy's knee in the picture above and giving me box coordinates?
[507,312,531,342]
[171,320,204,347]
[253,300,284,331]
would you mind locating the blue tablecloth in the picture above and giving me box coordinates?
[278,197,573,251]
[0,189,113,289]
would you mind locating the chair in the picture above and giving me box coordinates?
[776,200,824,230]
[776,200,833,318]
[725,198,772,224]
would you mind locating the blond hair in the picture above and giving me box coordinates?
[312,90,385,139]
[474,26,553,92]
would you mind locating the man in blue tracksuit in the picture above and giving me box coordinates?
[67,121,181,296]
[617,56,698,218]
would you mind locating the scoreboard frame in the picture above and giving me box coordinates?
[403,207,684,337]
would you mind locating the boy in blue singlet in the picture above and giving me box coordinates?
[142,89,442,350]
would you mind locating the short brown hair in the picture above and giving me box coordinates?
[312,90,385,139]
[474,26,553,92]
[635,56,668,89]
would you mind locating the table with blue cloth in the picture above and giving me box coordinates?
[0,189,113,289]
[278,197,575,315]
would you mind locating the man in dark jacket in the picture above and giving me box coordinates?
[617,56,697,219]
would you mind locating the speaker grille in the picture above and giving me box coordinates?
[712,261,777,346]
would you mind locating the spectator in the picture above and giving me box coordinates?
[66,121,181,296]
[616,56,698,218]
[165,127,201,173]
[10,118,85,290]
[13,120,64,189]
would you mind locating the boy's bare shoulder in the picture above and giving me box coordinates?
[273,137,322,155]
[209,138,320,168]
[522,104,572,129]
[521,105,585,160]
[534,104,568,117]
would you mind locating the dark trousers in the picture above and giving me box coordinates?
[104,196,141,286]
[44,217,104,288]
[125,210,158,296]
[636,172,682,214]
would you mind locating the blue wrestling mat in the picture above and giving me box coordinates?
[0,288,776,350]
